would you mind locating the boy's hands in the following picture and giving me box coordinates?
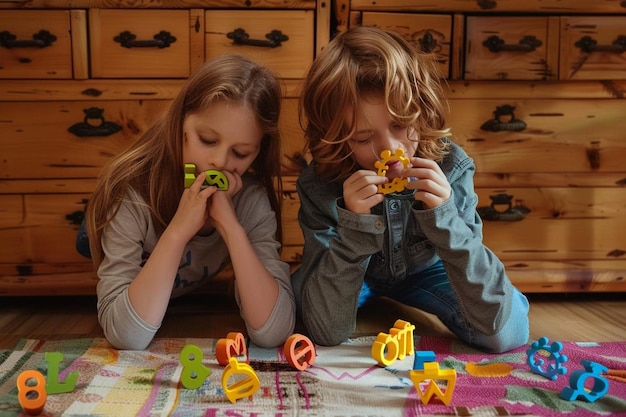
[403,157,451,209]
[343,170,386,214]
[343,156,452,214]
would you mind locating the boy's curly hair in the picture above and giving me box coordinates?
[299,25,451,182]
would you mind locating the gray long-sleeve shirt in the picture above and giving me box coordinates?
[96,175,295,350]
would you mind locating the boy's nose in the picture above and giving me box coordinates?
[375,136,402,157]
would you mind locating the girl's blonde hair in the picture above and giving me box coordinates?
[299,25,451,182]
[87,54,283,267]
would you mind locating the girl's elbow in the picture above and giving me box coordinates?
[102,325,152,351]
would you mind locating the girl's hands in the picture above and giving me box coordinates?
[206,169,242,237]
[343,170,387,214]
[403,157,451,209]
[168,172,217,243]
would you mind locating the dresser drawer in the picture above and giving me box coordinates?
[205,10,314,79]
[476,187,624,261]
[0,193,91,273]
[0,10,75,79]
[0,96,304,180]
[465,16,559,80]
[89,10,191,78]
[359,12,452,78]
[447,97,626,173]
[0,100,169,179]
[560,16,626,80]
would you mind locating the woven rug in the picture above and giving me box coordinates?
[1,335,625,416]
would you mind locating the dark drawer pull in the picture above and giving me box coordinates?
[574,35,626,53]
[227,28,288,48]
[482,35,542,53]
[114,30,177,48]
[416,31,440,53]
[478,193,530,222]
[480,104,527,132]
[68,107,122,137]
[0,29,56,48]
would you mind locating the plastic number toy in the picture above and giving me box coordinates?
[184,163,229,191]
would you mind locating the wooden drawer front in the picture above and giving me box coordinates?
[89,10,191,78]
[465,17,558,80]
[447,98,626,173]
[280,97,307,175]
[359,12,452,78]
[205,10,314,79]
[0,100,169,179]
[0,194,91,272]
[560,16,626,80]
[0,11,73,79]
[476,187,624,262]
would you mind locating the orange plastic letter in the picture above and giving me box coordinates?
[17,370,47,416]
[216,332,247,366]
[284,333,316,371]
[221,357,260,403]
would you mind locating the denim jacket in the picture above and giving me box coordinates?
[292,140,523,347]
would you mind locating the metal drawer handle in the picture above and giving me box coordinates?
[114,30,177,48]
[574,35,626,53]
[227,28,288,48]
[477,193,530,221]
[415,30,441,54]
[68,107,122,137]
[480,104,527,132]
[0,29,57,48]
[482,35,542,53]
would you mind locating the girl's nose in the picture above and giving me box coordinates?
[210,150,228,171]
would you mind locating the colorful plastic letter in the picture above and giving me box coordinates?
[414,351,436,371]
[216,332,247,366]
[45,352,78,394]
[222,357,260,403]
[184,164,229,191]
[526,336,568,380]
[205,170,229,190]
[560,360,610,403]
[374,149,410,194]
[389,319,415,360]
[409,362,457,406]
[371,332,399,367]
[16,370,47,415]
[184,163,196,188]
[284,333,316,371]
[179,344,212,389]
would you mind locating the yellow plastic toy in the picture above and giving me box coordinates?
[371,319,416,367]
[222,357,261,404]
[374,149,410,194]
[409,362,457,406]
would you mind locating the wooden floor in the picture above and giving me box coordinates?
[0,292,624,349]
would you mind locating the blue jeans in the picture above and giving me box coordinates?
[359,259,530,352]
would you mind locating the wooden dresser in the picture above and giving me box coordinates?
[0,1,329,295]
[338,0,626,292]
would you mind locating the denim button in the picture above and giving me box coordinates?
[374,219,383,229]
[390,201,399,211]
